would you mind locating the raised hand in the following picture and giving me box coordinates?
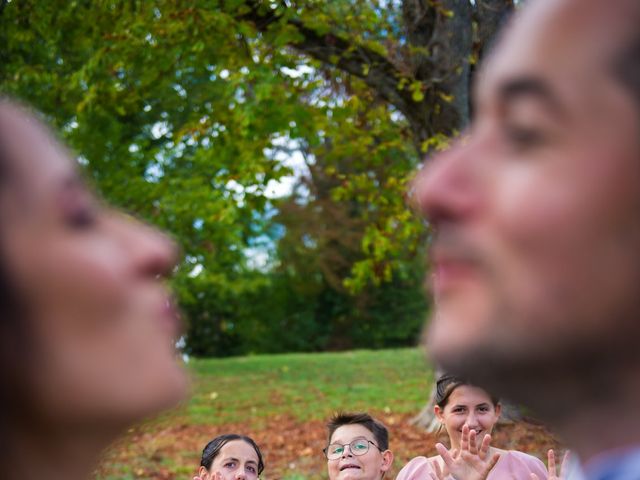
[531,449,566,480]
[432,425,500,480]
[193,471,223,480]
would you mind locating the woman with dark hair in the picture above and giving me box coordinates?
[195,434,265,480]
[0,98,188,479]
[396,374,548,479]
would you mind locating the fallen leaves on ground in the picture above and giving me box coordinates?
[96,411,562,480]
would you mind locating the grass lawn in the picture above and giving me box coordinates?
[96,347,560,479]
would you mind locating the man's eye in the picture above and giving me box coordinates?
[66,207,98,229]
[331,446,344,455]
[505,125,547,150]
[353,442,368,451]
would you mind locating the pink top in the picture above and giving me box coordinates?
[396,450,548,480]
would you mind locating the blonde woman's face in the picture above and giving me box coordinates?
[0,104,187,426]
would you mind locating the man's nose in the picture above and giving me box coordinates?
[413,138,481,226]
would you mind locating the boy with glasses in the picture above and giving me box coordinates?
[324,412,394,480]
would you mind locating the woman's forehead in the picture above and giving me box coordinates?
[448,385,492,404]
[0,104,77,199]
[218,440,259,461]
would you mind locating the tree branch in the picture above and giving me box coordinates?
[236,1,425,141]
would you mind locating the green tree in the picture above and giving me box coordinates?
[0,0,514,417]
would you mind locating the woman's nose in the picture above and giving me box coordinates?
[464,413,479,429]
[116,213,179,278]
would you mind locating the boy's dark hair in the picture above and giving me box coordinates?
[326,412,389,450]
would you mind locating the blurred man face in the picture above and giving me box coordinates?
[416,0,640,384]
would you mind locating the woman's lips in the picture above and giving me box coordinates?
[160,296,181,338]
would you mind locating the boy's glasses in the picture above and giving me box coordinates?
[323,439,382,460]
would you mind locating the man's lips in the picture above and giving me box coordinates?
[431,258,479,296]
[340,464,361,472]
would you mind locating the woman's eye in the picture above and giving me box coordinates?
[224,462,236,469]
[247,466,256,473]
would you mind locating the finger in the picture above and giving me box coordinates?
[548,449,557,476]
[468,429,478,455]
[432,459,443,479]
[461,424,470,453]
[435,443,454,467]
[561,450,570,476]
[480,453,500,479]
[479,434,491,460]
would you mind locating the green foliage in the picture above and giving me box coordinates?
[1,0,430,356]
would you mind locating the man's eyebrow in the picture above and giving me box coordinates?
[498,76,567,119]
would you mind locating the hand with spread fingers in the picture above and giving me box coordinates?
[428,425,500,480]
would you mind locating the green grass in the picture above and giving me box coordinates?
[98,348,434,479]
[166,347,433,426]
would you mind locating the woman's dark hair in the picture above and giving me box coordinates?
[200,434,264,475]
[435,374,500,408]
[326,412,389,450]
[0,98,32,459]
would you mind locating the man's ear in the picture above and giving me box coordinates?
[380,450,394,472]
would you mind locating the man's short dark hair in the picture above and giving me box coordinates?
[326,412,389,450]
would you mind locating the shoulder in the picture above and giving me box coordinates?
[495,450,547,478]
[396,456,437,480]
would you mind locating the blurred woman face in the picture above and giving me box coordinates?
[0,103,187,425]
[434,385,501,450]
